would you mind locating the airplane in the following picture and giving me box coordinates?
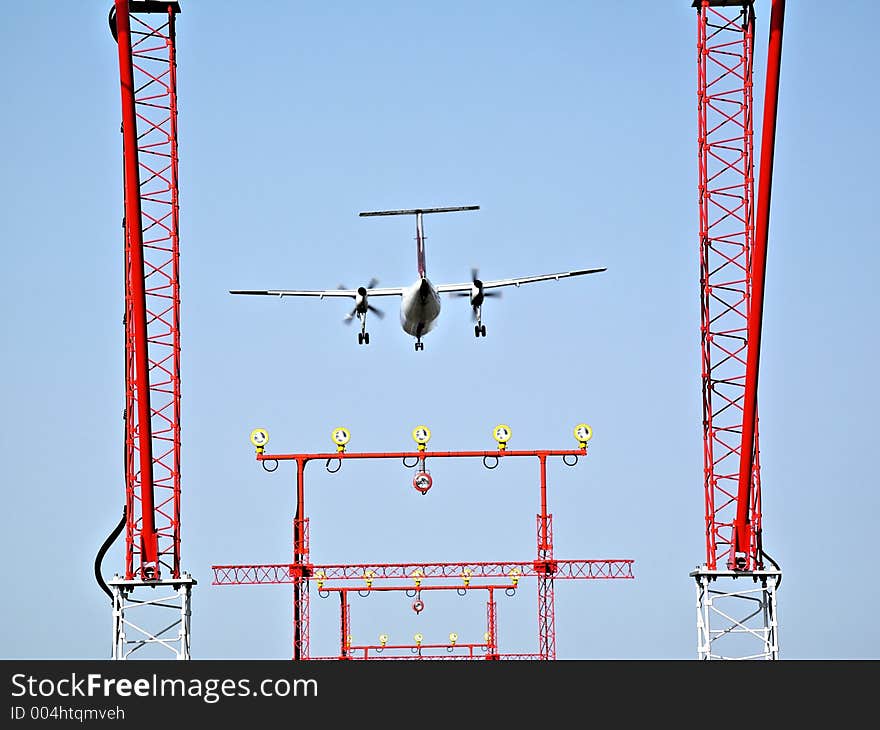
[229,205,606,351]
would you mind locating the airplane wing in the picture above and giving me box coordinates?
[435,267,606,294]
[229,287,405,298]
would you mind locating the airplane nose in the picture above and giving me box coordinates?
[355,287,367,312]
[471,280,483,305]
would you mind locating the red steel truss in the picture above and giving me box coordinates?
[212,446,634,659]
[695,0,763,571]
[315,584,512,660]
[113,0,183,580]
[213,559,633,585]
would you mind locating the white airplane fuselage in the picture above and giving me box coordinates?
[400,277,442,337]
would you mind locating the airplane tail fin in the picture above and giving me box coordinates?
[359,206,479,279]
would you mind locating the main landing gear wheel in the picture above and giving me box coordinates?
[474,324,487,337]
[358,332,370,345]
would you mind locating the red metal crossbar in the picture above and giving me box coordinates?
[212,560,635,585]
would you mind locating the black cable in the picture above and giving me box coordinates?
[95,506,127,602]
[761,548,782,589]
[108,5,118,42]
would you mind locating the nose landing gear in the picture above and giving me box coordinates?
[357,312,370,345]
[473,306,487,337]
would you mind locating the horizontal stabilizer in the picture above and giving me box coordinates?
[359,206,479,217]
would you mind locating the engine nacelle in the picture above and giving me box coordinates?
[470,279,484,307]
[355,286,368,314]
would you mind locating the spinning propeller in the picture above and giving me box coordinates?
[341,277,385,324]
[452,268,501,320]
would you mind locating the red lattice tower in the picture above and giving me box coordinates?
[108,1,193,660]
[696,0,762,572]
[692,0,786,661]
[115,0,183,581]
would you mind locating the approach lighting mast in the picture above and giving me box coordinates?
[691,0,785,660]
[107,0,194,660]
[213,426,634,659]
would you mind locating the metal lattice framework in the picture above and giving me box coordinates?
[696,0,762,571]
[692,569,780,659]
[108,1,193,662]
[213,558,633,585]
[212,445,634,660]
[116,1,183,581]
[110,575,195,659]
[692,0,786,660]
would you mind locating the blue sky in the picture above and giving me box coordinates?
[1,1,877,660]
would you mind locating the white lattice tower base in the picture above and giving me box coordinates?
[110,574,196,660]
[692,568,780,660]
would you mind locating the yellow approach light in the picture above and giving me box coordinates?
[493,424,511,450]
[249,428,269,454]
[331,426,351,453]
[509,567,520,588]
[412,425,431,451]
[411,568,424,588]
[574,423,593,449]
